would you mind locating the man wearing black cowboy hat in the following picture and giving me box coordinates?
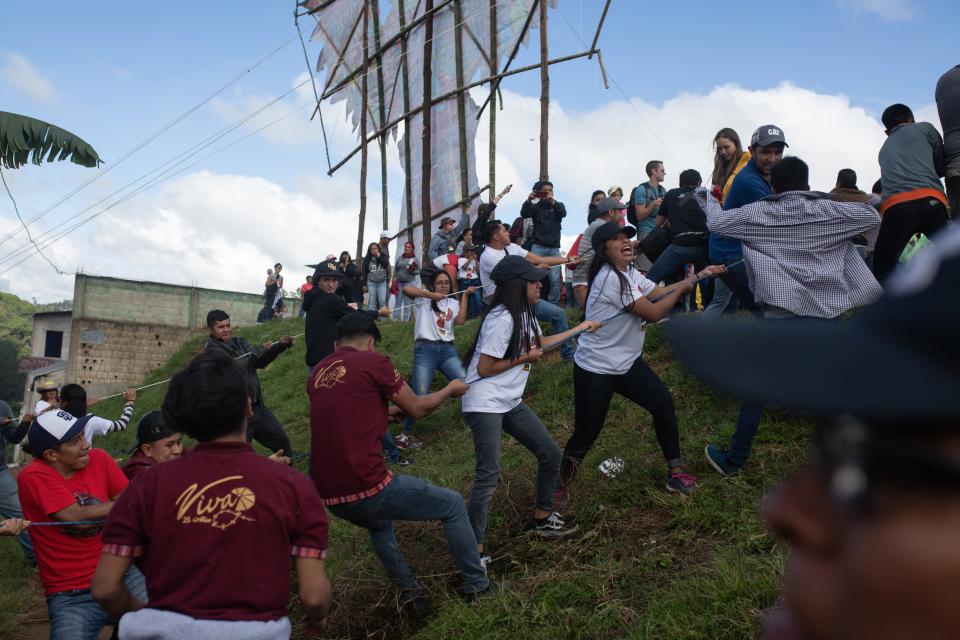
[303,259,389,373]
[666,225,960,640]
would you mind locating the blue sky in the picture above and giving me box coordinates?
[0,0,956,300]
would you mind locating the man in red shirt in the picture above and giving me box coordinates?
[121,411,184,482]
[93,350,332,637]
[17,410,147,640]
[309,313,493,619]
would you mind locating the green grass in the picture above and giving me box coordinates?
[0,314,811,639]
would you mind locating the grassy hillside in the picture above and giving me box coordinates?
[0,315,811,639]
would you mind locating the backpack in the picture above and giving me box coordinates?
[625,185,641,226]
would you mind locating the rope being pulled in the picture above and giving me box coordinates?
[95,331,307,401]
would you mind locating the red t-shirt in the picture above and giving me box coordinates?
[102,441,328,621]
[17,448,129,595]
[308,347,405,505]
[300,282,314,295]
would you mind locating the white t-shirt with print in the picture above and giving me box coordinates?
[458,257,478,280]
[462,306,538,413]
[574,264,656,375]
[479,243,528,303]
[412,297,460,342]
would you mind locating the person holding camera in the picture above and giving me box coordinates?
[520,180,567,305]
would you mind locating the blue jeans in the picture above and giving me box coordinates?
[464,403,562,545]
[47,566,147,640]
[393,284,417,321]
[328,475,488,596]
[457,278,482,318]
[646,244,707,286]
[383,431,403,462]
[530,244,561,305]
[0,469,33,563]
[703,278,740,317]
[533,299,574,360]
[725,314,837,467]
[367,281,388,313]
[404,341,466,434]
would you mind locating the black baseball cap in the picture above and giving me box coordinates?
[311,260,341,282]
[129,411,176,454]
[665,227,960,419]
[490,255,548,285]
[591,222,636,253]
[596,197,628,215]
[750,124,789,148]
[28,410,84,455]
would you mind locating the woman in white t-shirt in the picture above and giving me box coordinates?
[558,222,725,497]
[397,266,475,450]
[461,256,600,561]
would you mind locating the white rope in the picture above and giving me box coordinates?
[390,285,484,317]
[96,332,306,401]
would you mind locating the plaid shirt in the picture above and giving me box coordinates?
[696,189,883,318]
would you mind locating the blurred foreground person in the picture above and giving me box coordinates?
[667,226,960,640]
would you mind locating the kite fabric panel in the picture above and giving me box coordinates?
[304,0,553,249]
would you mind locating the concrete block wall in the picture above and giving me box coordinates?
[67,319,197,398]
[73,274,299,329]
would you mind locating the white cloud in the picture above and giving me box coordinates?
[1,81,907,301]
[836,0,915,21]
[0,52,59,104]
[475,83,891,251]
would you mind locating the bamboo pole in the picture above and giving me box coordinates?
[475,0,539,119]
[390,184,491,240]
[357,1,370,261]
[589,0,612,58]
[328,48,598,175]
[488,0,497,195]
[398,0,415,244]
[453,0,470,222]
[538,0,549,181]
[420,0,434,259]
[371,0,389,232]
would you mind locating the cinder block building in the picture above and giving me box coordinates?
[21,274,300,407]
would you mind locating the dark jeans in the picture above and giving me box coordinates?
[533,299,574,360]
[458,278,482,318]
[328,474,489,596]
[947,175,960,222]
[646,243,708,285]
[718,258,761,315]
[873,197,950,283]
[0,469,33,562]
[464,403,561,545]
[47,566,146,640]
[561,360,682,484]
[247,405,292,455]
[725,314,837,467]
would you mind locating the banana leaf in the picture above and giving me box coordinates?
[0,111,100,170]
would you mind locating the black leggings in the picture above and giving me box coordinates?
[561,359,681,483]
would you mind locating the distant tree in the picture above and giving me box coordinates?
[0,339,25,411]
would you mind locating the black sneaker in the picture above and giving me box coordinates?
[388,455,413,466]
[534,512,578,538]
[466,581,505,605]
[403,594,432,620]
